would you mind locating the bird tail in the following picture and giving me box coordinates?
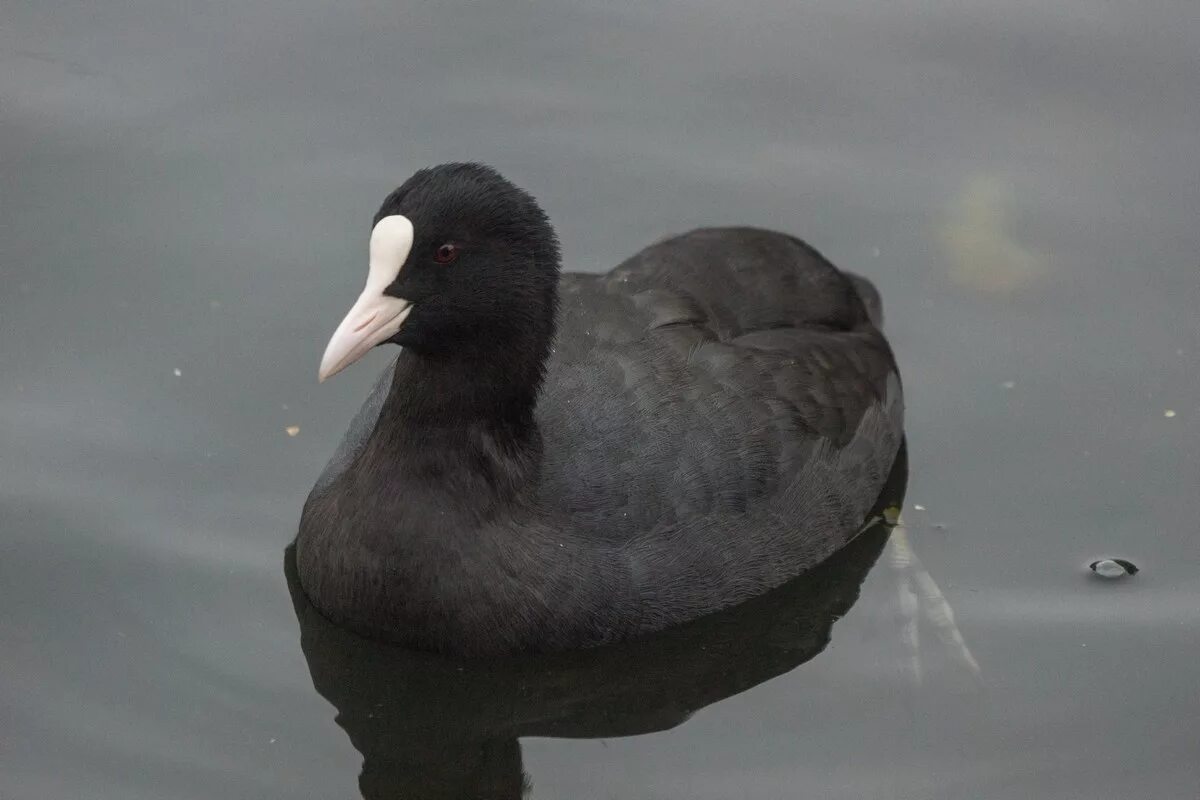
[846,272,884,329]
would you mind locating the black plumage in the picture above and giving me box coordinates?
[296,163,904,655]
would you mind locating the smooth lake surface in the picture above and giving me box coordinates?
[3,2,1198,798]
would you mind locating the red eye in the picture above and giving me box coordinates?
[434,243,459,264]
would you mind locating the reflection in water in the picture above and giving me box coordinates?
[938,172,1044,294]
[284,444,908,798]
[888,522,983,687]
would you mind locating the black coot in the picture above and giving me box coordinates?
[296,163,903,655]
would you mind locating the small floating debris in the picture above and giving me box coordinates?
[1089,558,1139,579]
[1163,410,1176,418]
[1000,380,1015,390]
[913,504,926,512]
[173,368,182,377]
[285,426,300,437]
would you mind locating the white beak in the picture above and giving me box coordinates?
[318,215,415,382]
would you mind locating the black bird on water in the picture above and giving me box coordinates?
[296,163,903,656]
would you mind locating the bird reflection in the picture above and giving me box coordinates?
[284,443,907,799]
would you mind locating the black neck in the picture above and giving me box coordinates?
[353,335,550,514]
[388,343,545,432]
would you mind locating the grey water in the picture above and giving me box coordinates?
[2,2,1198,798]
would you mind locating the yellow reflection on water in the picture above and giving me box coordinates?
[939,173,1043,294]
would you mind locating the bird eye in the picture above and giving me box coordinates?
[433,243,459,264]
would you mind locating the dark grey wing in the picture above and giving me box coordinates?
[542,228,903,632]
[311,356,398,497]
[607,227,875,334]
[623,368,902,634]
[540,227,901,554]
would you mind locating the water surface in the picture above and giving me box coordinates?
[3,1,1198,797]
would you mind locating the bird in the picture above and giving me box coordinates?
[296,162,904,656]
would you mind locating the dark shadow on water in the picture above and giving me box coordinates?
[284,442,908,799]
